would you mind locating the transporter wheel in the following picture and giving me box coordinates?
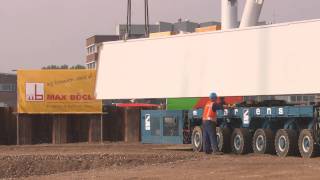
[192,126,203,152]
[231,128,252,155]
[217,127,231,153]
[275,129,298,157]
[252,129,275,154]
[298,129,318,158]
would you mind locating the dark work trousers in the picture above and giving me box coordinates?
[203,120,218,153]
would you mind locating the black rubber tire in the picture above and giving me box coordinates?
[298,129,318,158]
[192,126,203,152]
[217,127,231,153]
[252,129,275,154]
[275,129,298,157]
[231,128,252,155]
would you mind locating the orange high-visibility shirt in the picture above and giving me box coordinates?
[202,101,217,121]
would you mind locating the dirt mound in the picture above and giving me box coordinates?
[0,152,198,179]
[3,143,320,180]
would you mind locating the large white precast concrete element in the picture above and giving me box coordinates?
[240,0,264,28]
[221,0,238,29]
[95,19,320,99]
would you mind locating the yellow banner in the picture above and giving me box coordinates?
[17,70,102,114]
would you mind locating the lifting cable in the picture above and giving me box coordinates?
[126,0,132,39]
[126,0,150,39]
[144,0,150,37]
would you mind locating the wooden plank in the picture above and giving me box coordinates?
[88,115,101,143]
[124,108,141,142]
[8,108,17,145]
[52,116,67,144]
[103,107,124,141]
[0,108,6,144]
[18,114,32,145]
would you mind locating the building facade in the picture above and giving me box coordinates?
[116,20,221,39]
[86,20,222,69]
[86,35,119,69]
[244,94,320,105]
[116,22,172,39]
[0,73,17,108]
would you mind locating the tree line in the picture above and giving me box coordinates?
[42,64,86,69]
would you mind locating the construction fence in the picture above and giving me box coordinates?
[0,105,158,145]
[0,107,16,145]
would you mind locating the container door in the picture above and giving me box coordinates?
[161,111,183,144]
[141,110,162,144]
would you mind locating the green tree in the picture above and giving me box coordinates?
[70,64,86,69]
[42,64,86,69]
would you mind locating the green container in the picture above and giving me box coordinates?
[166,98,199,110]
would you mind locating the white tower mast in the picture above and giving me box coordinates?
[240,0,264,28]
[221,0,238,30]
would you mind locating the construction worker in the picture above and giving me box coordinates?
[202,92,224,155]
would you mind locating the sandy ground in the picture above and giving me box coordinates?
[0,143,319,180]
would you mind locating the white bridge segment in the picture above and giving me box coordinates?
[95,19,320,100]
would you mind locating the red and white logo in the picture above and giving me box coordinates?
[26,83,44,101]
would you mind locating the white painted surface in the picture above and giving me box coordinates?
[221,0,238,29]
[96,19,320,99]
[145,114,151,131]
[240,0,264,27]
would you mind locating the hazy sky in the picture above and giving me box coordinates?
[0,0,320,73]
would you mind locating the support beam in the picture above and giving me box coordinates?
[18,114,32,145]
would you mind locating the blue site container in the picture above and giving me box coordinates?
[141,110,185,144]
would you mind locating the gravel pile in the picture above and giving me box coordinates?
[0,152,200,178]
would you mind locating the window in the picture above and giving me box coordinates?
[309,96,315,102]
[86,44,97,55]
[163,117,179,136]
[291,96,297,102]
[151,117,161,136]
[297,96,302,102]
[92,45,96,53]
[86,62,96,69]
[0,84,16,92]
